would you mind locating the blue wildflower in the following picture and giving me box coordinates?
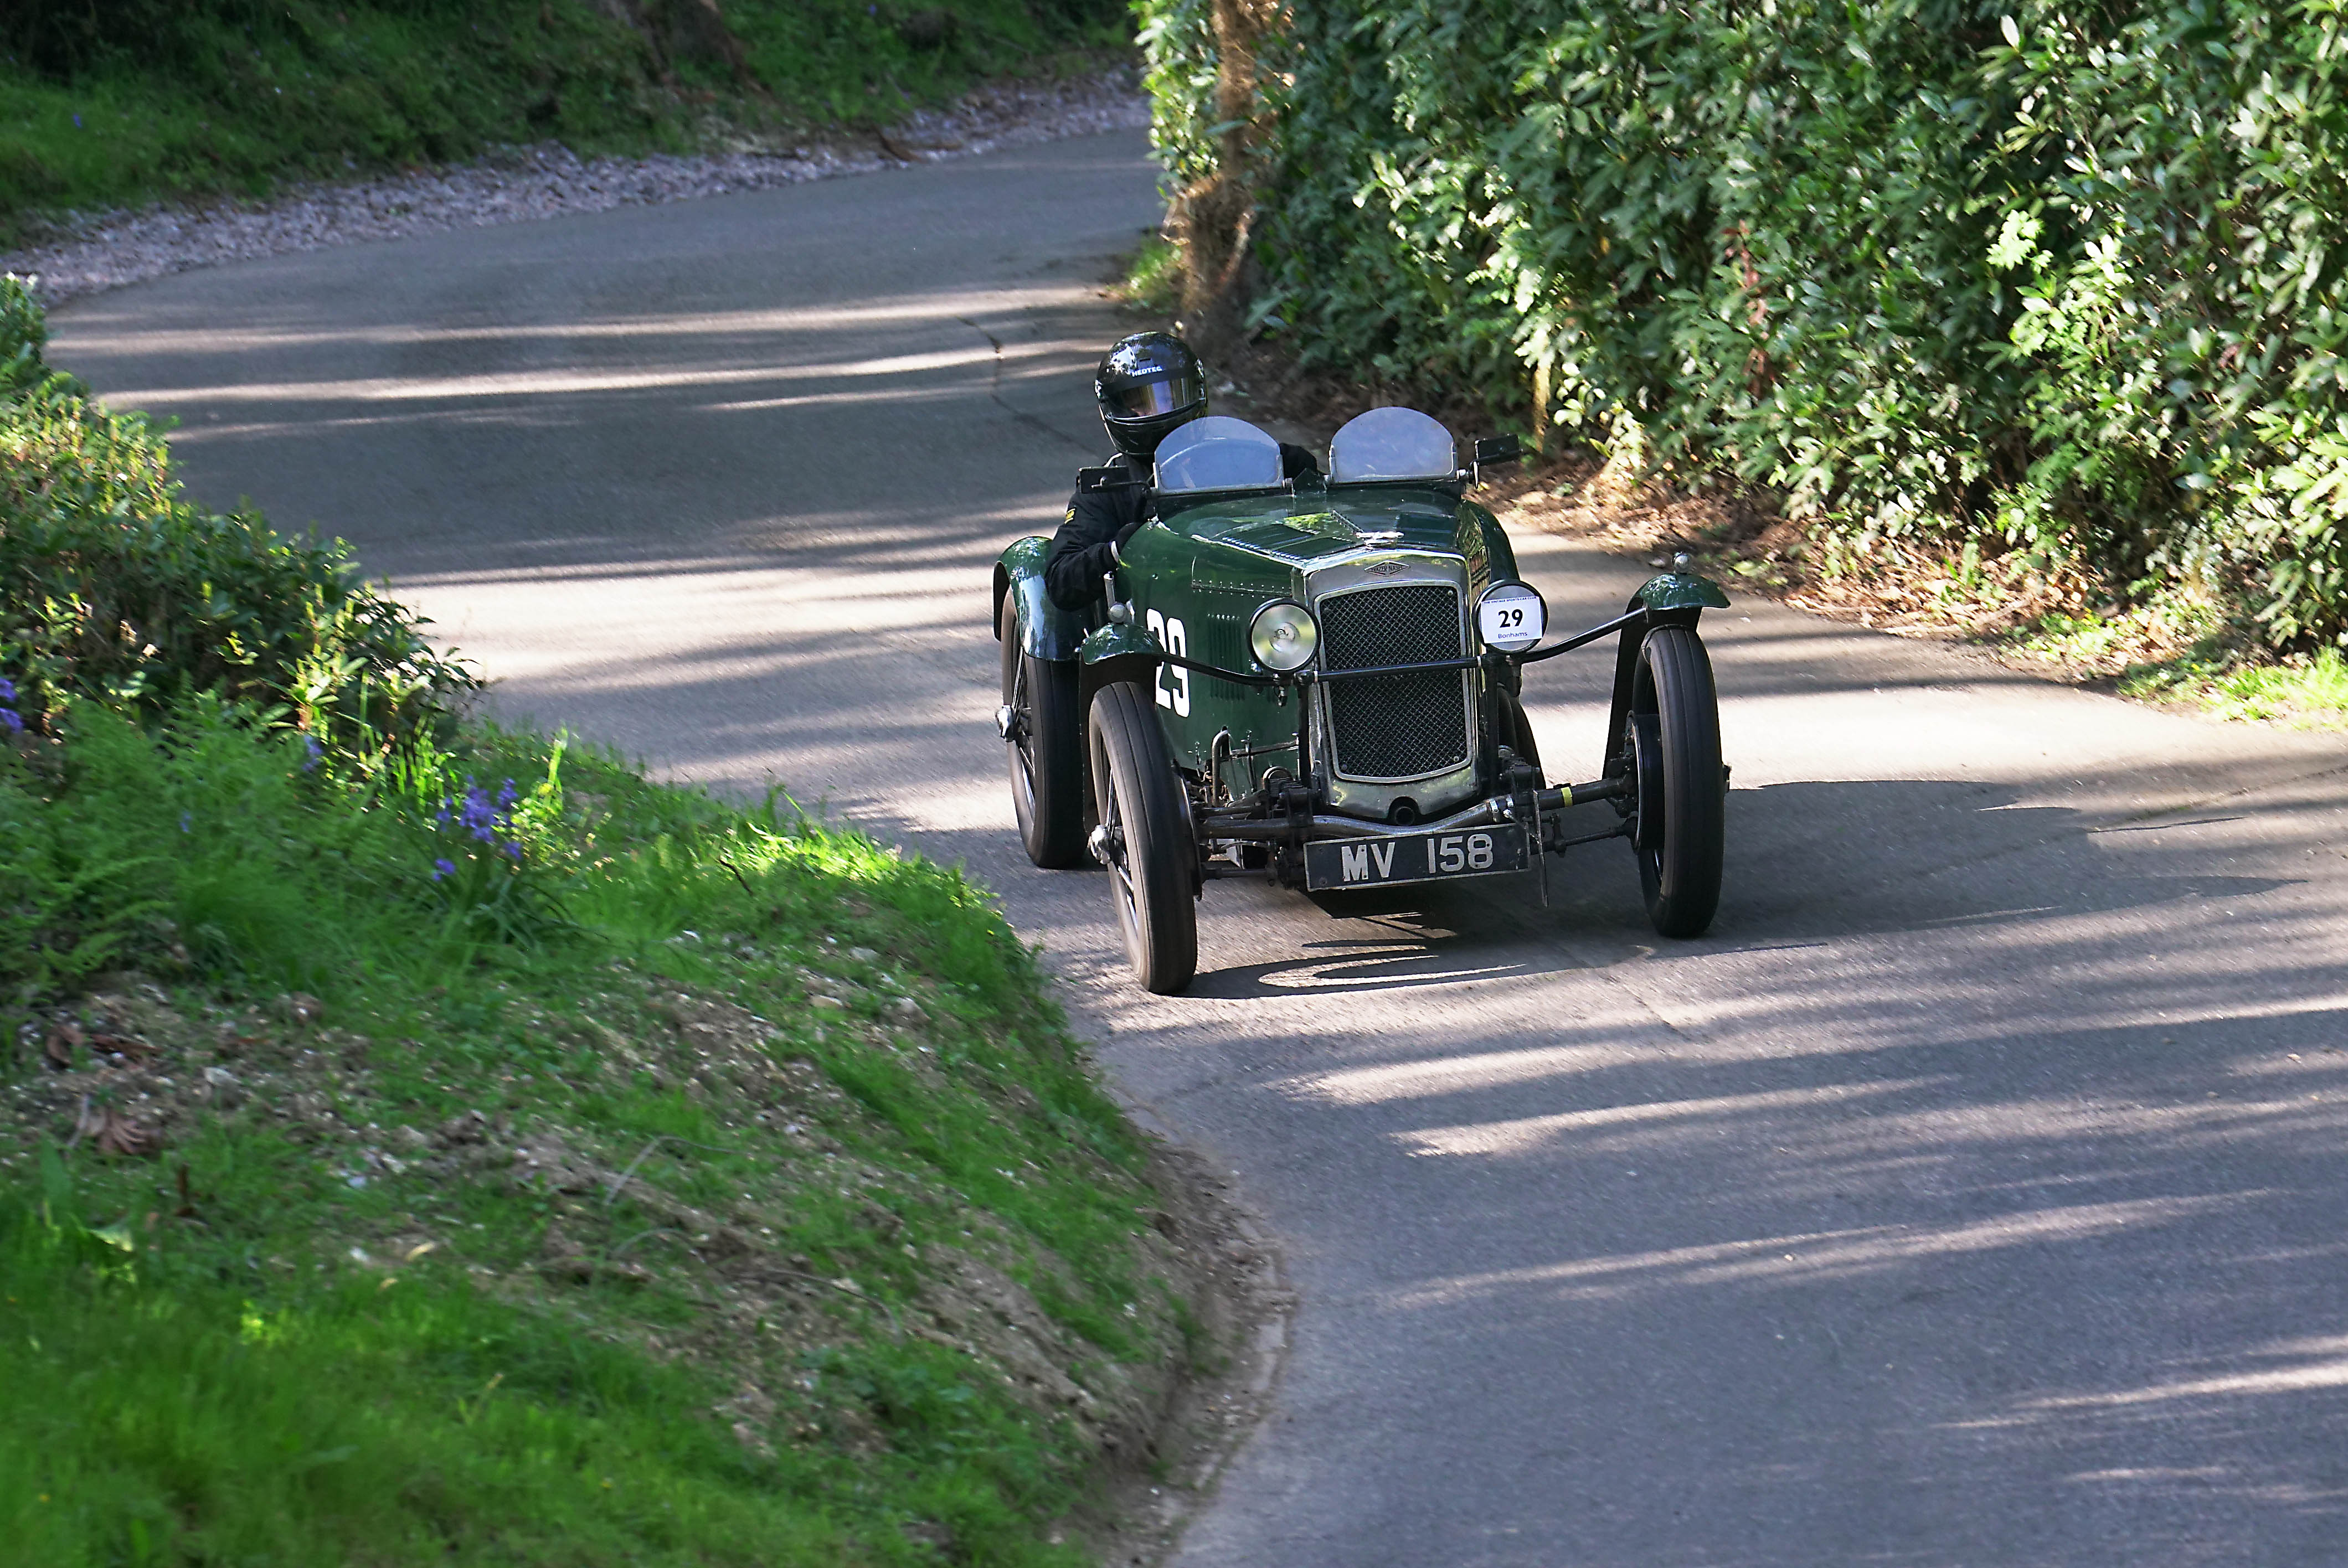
[302,735,323,772]
[179,811,192,834]
[431,858,457,881]
[0,709,19,734]
[455,779,507,843]
[496,778,518,809]
[0,678,16,703]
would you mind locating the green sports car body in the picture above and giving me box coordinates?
[991,409,1732,991]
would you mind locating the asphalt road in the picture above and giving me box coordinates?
[53,130,2348,1566]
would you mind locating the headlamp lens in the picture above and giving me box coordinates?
[1248,601,1319,672]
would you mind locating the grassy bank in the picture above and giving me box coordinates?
[0,277,1190,1563]
[0,0,1132,240]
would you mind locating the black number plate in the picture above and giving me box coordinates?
[1304,822,1530,891]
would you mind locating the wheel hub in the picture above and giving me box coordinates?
[1629,712,1665,853]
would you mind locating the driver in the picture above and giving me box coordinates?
[1044,332,1320,611]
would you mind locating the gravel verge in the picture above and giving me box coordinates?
[3,68,1151,310]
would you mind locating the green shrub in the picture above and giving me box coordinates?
[0,277,474,747]
[1138,0,2348,649]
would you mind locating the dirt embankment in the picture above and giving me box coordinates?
[7,956,1293,1562]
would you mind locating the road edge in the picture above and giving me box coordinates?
[1062,1098,1295,1566]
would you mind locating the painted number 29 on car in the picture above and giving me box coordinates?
[1146,610,1191,716]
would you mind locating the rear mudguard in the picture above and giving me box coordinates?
[991,537,1088,662]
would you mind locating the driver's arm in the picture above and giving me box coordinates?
[1044,484,1142,611]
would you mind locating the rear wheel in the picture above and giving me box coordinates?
[999,594,1085,868]
[1087,682,1198,994]
[1629,626,1724,938]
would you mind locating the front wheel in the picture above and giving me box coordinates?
[1087,681,1197,994]
[1000,594,1086,868]
[1629,626,1724,938]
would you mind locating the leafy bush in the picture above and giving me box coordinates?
[1137,0,2348,648]
[0,277,474,747]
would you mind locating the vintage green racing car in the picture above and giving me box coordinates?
[992,407,1731,994]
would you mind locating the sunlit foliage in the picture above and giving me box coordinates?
[1139,0,2348,649]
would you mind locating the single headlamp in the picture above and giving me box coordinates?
[1248,600,1320,672]
[1476,582,1546,653]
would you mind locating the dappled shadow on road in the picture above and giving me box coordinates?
[49,136,1155,596]
[1096,774,2348,1565]
[104,279,1103,589]
[1186,931,1544,1000]
[1292,994,2348,1564]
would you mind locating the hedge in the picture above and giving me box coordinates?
[0,276,474,746]
[1137,0,2348,648]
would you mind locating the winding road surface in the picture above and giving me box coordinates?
[53,131,2348,1565]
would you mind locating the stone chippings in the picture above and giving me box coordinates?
[2,68,1151,310]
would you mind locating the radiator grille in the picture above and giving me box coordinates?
[1317,582,1470,780]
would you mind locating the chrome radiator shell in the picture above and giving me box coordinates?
[1304,554,1481,819]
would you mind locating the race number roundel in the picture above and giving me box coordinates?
[1476,582,1545,653]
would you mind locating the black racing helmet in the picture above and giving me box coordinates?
[1095,332,1207,457]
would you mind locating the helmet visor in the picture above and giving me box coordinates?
[1103,365,1204,421]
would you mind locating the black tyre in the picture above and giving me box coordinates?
[1087,681,1198,994]
[1628,626,1724,938]
[999,594,1087,868]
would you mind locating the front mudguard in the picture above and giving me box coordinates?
[1077,620,1162,718]
[1635,570,1731,615]
[1602,570,1731,764]
[992,537,1088,662]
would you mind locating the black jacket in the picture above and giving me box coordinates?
[1043,443,1322,612]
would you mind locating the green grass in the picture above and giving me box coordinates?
[1996,591,2348,729]
[2118,643,2348,727]
[1115,233,1181,316]
[0,0,1132,241]
[0,3,683,230]
[0,700,1177,1565]
[726,1,1127,126]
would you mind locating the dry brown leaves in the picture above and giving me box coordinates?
[69,1096,159,1158]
